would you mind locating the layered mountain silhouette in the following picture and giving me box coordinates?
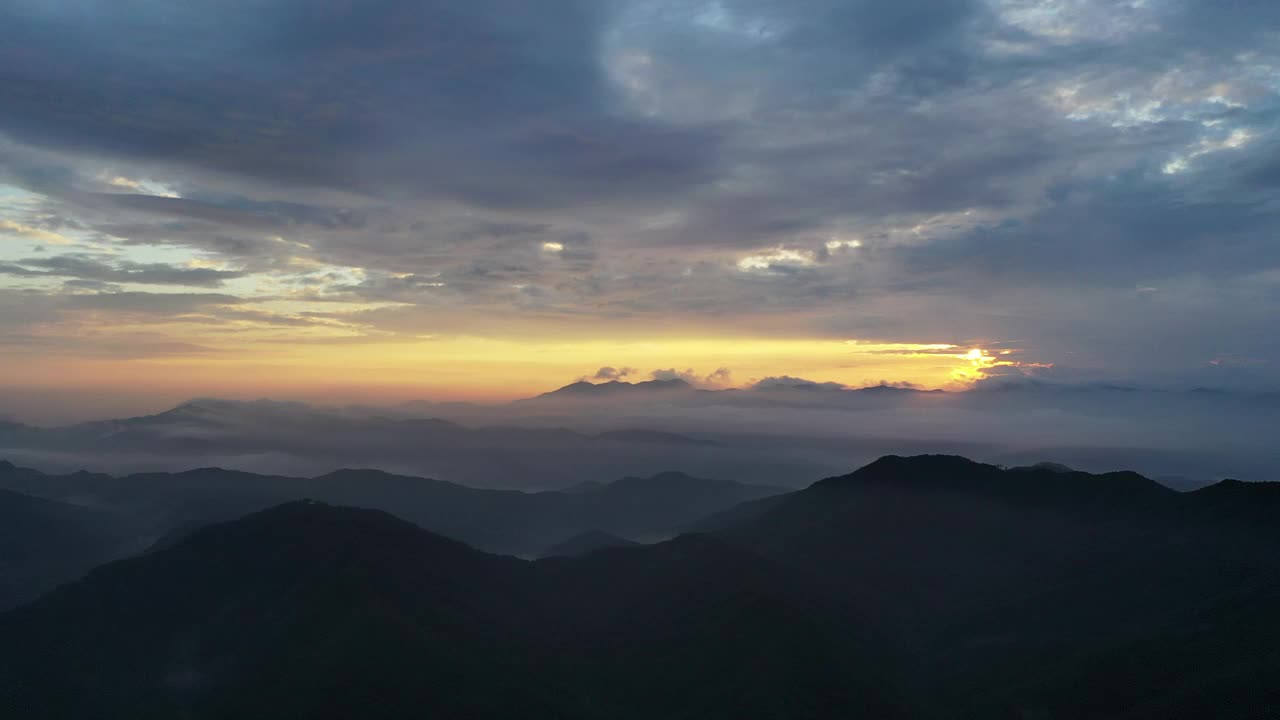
[716,455,1280,718]
[9,384,1280,488]
[0,482,143,610]
[0,502,901,720]
[540,529,638,558]
[4,454,1280,718]
[0,397,829,489]
[0,461,784,607]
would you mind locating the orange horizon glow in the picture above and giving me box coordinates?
[1,333,1030,417]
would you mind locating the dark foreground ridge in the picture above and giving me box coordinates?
[4,454,1280,719]
[0,500,899,720]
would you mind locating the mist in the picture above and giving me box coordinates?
[4,379,1277,490]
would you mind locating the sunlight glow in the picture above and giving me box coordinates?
[1,334,1015,407]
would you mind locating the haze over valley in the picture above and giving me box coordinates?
[4,377,1278,490]
[3,0,1279,717]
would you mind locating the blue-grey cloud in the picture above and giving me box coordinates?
[0,255,245,287]
[0,0,1278,388]
[0,0,717,208]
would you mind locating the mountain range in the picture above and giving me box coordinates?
[0,396,843,489]
[0,460,784,610]
[4,454,1280,718]
[6,380,1280,489]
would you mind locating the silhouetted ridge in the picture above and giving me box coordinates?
[138,500,518,591]
[0,500,556,720]
[0,461,785,564]
[534,378,693,399]
[10,454,1280,718]
[1026,461,1074,473]
[813,454,1173,510]
[541,530,638,558]
[1,499,906,719]
[1193,477,1280,498]
[0,489,142,610]
[312,467,422,483]
[205,498,393,528]
[830,453,996,485]
[1185,478,1280,527]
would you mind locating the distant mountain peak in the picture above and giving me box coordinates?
[1028,461,1075,473]
[853,453,992,478]
[815,454,1171,507]
[640,470,700,481]
[150,397,314,421]
[854,383,939,394]
[1193,477,1280,498]
[534,378,693,399]
[183,499,462,554]
[550,380,596,394]
[173,397,225,410]
[320,467,398,477]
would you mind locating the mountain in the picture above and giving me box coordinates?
[0,487,143,610]
[14,381,1280,492]
[0,501,904,719]
[0,461,785,571]
[0,397,822,489]
[541,530,639,558]
[0,502,562,719]
[7,454,1280,718]
[530,378,694,400]
[715,455,1280,717]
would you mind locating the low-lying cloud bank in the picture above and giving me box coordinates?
[3,379,1277,489]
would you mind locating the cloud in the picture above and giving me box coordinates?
[0,218,71,244]
[59,291,244,315]
[875,380,924,390]
[0,0,1278,391]
[0,255,245,287]
[592,366,637,381]
[752,376,849,391]
[650,368,698,383]
[737,247,818,273]
[0,0,717,209]
[705,367,734,386]
[649,367,735,388]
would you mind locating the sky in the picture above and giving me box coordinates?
[0,0,1278,421]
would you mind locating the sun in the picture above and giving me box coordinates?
[950,348,998,383]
